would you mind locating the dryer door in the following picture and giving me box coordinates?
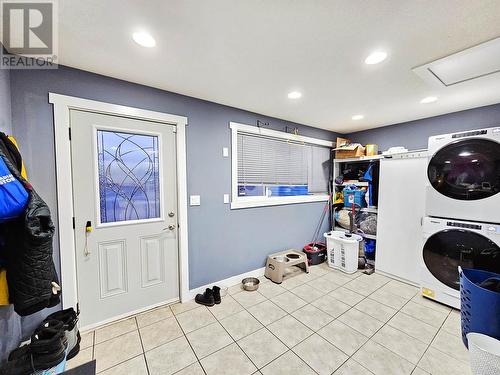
[423,229,500,290]
[427,139,500,200]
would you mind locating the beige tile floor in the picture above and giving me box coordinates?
[66,264,470,375]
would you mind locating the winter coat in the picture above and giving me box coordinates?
[0,146,60,316]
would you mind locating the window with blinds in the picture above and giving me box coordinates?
[237,132,331,198]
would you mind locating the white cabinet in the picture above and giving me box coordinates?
[375,151,428,285]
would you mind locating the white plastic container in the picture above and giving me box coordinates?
[468,332,500,375]
[324,231,362,274]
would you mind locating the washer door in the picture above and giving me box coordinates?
[423,229,500,290]
[428,139,500,200]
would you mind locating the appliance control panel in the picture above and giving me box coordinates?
[446,221,482,230]
[451,129,487,139]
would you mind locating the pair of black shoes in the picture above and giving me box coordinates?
[195,286,221,307]
[1,308,80,375]
[2,320,67,375]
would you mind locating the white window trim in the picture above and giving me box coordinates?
[230,122,333,209]
[49,93,190,314]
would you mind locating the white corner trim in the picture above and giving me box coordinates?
[229,121,334,147]
[186,267,266,301]
[49,93,190,311]
[230,194,330,209]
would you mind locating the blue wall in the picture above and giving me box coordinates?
[346,103,500,151]
[9,65,337,291]
[0,69,11,133]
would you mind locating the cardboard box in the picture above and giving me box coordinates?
[334,137,365,159]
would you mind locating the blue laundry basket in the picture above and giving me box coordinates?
[460,267,500,349]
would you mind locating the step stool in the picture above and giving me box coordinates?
[264,249,309,284]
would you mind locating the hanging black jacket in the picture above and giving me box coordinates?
[0,146,60,316]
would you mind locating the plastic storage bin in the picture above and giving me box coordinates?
[268,185,308,196]
[343,188,367,208]
[324,231,362,274]
[459,267,500,348]
[467,333,500,375]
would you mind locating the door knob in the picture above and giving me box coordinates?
[168,224,176,230]
[168,212,175,217]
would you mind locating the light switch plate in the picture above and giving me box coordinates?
[190,195,201,206]
[222,147,229,157]
[223,194,230,204]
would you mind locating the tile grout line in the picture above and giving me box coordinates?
[92,318,144,374]
[206,298,263,373]
[414,308,470,372]
[135,316,152,375]
[318,276,395,375]
[353,283,456,374]
[170,306,209,375]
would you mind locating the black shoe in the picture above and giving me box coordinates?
[44,307,80,360]
[3,320,67,375]
[195,288,215,307]
[212,286,221,304]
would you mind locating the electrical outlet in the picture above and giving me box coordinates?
[223,194,230,204]
[222,147,229,157]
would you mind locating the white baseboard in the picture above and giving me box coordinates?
[376,269,419,287]
[80,297,179,332]
[186,267,266,300]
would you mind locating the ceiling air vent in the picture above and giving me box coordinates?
[413,37,500,87]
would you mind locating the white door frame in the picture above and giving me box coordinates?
[49,93,190,313]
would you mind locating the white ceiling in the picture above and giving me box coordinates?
[58,1,500,133]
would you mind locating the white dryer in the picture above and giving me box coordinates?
[426,126,500,223]
[421,217,500,309]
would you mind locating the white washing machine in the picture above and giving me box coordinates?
[421,217,500,309]
[426,126,500,224]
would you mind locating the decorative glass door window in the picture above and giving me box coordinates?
[97,130,161,223]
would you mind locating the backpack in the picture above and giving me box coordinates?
[0,156,28,222]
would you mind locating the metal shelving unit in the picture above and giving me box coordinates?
[332,155,380,247]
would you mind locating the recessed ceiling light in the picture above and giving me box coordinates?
[364,51,387,65]
[287,91,302,99]
[420,96,438,104]
[132,31,156,48]
[352,114,364,120]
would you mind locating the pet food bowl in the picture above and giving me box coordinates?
[273,255,289,263]
[242,277,260,291]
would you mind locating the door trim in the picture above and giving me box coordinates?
[49,93,190,312]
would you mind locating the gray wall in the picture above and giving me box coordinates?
[10,65,337,292]
[0,69,11,133]
[346,103,500,151]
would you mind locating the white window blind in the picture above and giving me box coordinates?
[237,132,331,194]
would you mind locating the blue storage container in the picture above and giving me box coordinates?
[343,187,367,208]
[460,267,500,348]
[268,185,308,196]
[364,239,376,260]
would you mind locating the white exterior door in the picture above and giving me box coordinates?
[70,110,179,328]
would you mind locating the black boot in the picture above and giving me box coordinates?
[195,288,215,307]
[44,307,80,360]
[212,286,221,304]
[2,320,67,375]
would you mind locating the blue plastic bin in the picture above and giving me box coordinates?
[459,267,500,348]
[268,185,308,196]
[343,188,367,208]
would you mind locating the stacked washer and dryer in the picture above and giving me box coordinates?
[420,127,500,309]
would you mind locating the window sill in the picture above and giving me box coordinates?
[230,194,329,209]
